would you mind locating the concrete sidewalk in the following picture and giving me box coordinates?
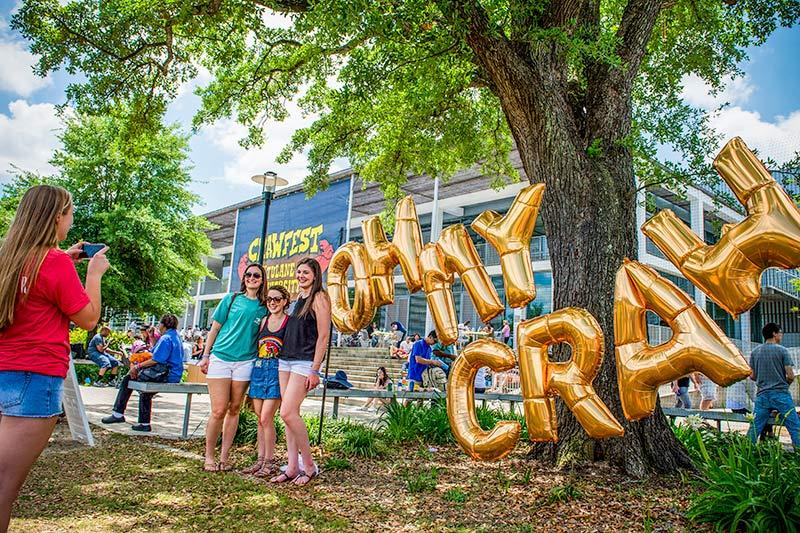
[78,385,383,440]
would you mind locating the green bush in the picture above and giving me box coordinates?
[444,487,468,503]
[233,408,285,445]
[675,425,800,532]
[547,481,583,503]
[381,399,526,445]
[73,362,100,384]
[69,328,87,346]
[382,400,421,443]
[330,424,385,458]
[405,467,439,493]
[324,457,352,471]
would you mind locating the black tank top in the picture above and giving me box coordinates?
[281,294,318,361]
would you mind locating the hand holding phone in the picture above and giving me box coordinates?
[79,243,107,259]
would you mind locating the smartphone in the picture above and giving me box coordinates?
[79,243,106,259]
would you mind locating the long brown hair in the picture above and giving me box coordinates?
[295,257,325,318]
[0,185,72,330]
[239,263,268,305]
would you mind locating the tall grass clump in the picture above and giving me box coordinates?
[674,423,800,532]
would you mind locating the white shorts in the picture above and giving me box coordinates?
[279,359,313,377]
[207,355,254,381]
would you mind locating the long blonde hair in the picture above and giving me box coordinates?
[0,185,72,330]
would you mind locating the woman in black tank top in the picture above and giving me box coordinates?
[271,258,330,486]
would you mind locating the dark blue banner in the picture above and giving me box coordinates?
[231,178,351,295]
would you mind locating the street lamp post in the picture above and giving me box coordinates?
[251,171,288,266]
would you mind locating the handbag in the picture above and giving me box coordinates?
[138,362,169,383]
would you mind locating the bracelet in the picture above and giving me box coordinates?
[311,369,322,377]
[134,363,140,371]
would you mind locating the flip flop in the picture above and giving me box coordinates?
[218,461,233,472]
[270,471,298,484]
[293,465,320,486]
[203,461,218,473]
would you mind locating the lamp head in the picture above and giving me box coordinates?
[250,171,288,192]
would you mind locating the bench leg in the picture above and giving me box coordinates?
[182,394,193,439]
[716,419,722,432]
[332,397,339,419]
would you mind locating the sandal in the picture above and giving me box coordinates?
[293,465,320,486]
[241,458,265,475]
[269,470,298,484]
[203,461,218,473]
[253,459,279,478]
[218,461,233,472]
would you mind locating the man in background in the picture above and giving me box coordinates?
[747,323,799,449]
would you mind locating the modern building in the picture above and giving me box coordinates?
[184,151,800,352]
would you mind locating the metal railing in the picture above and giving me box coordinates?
[199,277,229,296]
[761,268,800,299]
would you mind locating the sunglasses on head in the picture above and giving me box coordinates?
[244,271,262,279]
[266,296,285,303]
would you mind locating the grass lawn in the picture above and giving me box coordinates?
[11,421,705,532]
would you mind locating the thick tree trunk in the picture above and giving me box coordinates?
[459,30,692,477]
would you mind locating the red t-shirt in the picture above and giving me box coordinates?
[0,249,90,378]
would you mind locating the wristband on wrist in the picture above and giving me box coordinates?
[311,369,322,377]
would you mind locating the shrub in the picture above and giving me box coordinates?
[69,328,88,346]
[327,421,385,458]
[324,457,352,471]
[382,400,421,443]
[416,400,455,445]
[405,467,439,493]
[444,487,468,503]
[476,405,529,442]
[680,426,800,532]
[233,409,285,445]
[547,481,583,503]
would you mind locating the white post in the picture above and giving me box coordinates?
[344,173,355,243]
[689,194,707,309]
[636,188,647,260]
[425,178,443,335]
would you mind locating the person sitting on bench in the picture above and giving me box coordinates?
[101,314,184,432]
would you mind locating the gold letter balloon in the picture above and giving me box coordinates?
[614,260,751,420]
[642,137,800,318]
[322,137,794,460]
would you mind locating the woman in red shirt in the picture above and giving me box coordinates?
[0,185,109,532]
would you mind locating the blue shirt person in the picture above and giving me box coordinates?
[102,314,185,432]
[406,331,442,391]
[431,341,456,376]
[747,322,800,449]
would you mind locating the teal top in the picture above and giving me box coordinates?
[210,292,267,363]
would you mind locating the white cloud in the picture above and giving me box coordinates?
[198,101,348,188]
[708,107,800,164]
[0,37,52,97]
[680,74,755,110]
[0,100,63,179]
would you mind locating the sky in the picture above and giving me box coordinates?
[0,3,798,216]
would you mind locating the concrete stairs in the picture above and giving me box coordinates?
[323,347,406,406]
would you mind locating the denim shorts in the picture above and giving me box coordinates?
[249,358,281,399]
[89,352,120,369]
[0,370,64,418]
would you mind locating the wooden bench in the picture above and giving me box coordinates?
[127,382,208,438]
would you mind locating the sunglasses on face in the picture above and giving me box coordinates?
[266,296,285,303]
[244,272,262,279]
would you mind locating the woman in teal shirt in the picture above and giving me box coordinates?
[200,263,267,472]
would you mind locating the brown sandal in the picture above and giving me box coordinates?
[241,458,265,475]
[218,460,233,472]
[203,461,218,473]
[269,470,298,484]
[253,459,279,478]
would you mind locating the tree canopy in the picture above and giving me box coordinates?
[0,111,212,315]
[13,0,797,201]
